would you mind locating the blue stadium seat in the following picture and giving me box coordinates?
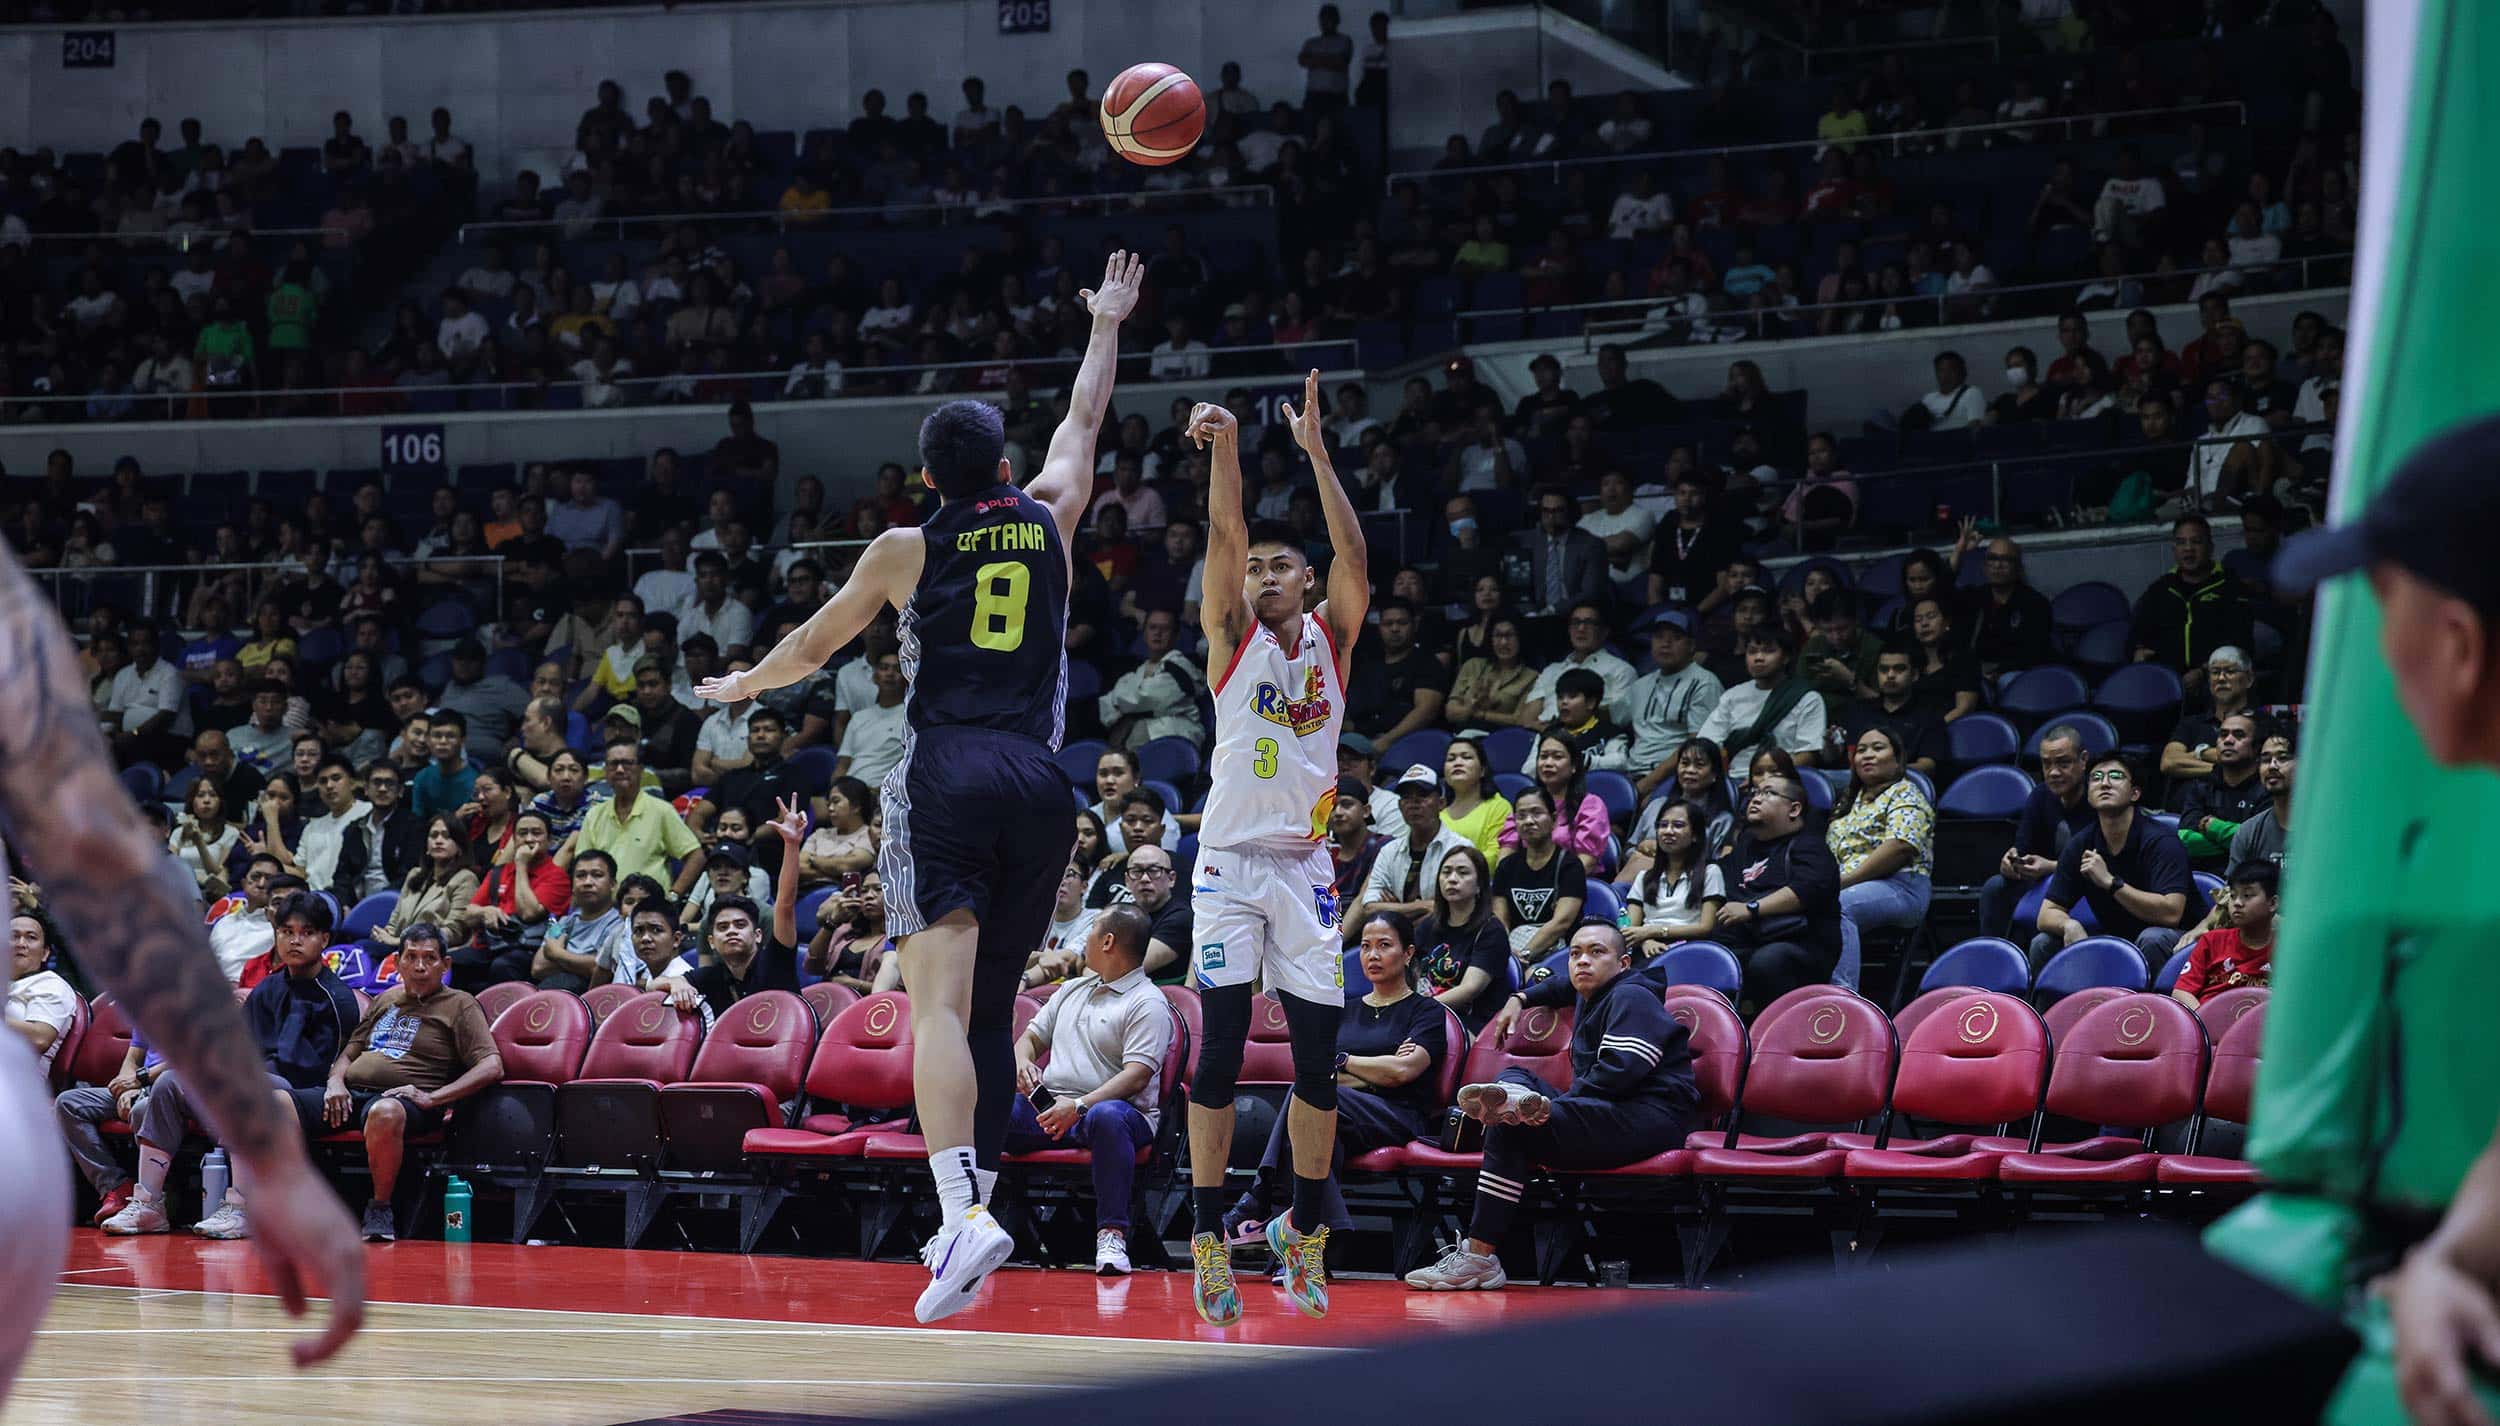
[1919,938,2031,995]
[1133,736,1202,787]
[2035,936,2151,1000]
[1945,713,2021,767]
[1586,770,1639,823]
[2153,946,2193,994]
[2023,711,2119,761]
[1056,739,1108,790]
[1937,765,2034,819]
[1655,942,1741,999]
[1998,666,2089,721]
[1382,729,1452,777]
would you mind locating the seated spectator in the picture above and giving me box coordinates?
[1977,723,2095,941]
[373,816,481,957]
[2029,754,2205,974]
[835,651,908,786]
[515,846,625,994]
[572,741,706,895]
[1446,616,1538,735]
[5,909,76,1076]
[1521,602,1635,728]
[1957,535,2056,676]
[1502,733,1616,874]
[1491,786,1589,965]
[1827,644,1946,776]
[228,678,294,773]
[2170,862,2279,1010]
[452,808,571,984]
[1624,738,1737,885]
[206,854,283,982]
[2175,711,2271,868]
[799,777,880,889]
[2160,645,2255,781]
[659,799,805,1015]
[170,779,244,900]
[806,870,896,995]
[1410,843,1509,1032]
[1826,724,1935,989]
[101,891,358,1239]
[1623,799,1726,963]
[1713,772,1845,1013]
[1990,347,2054,424]
[1906,350,1985,431]
[1800,589,1881,708]
[2092,144,2168,247]
[1326,777,1384,913]
[1227,908,1447,1250]
[2129,517,2256,681]
[1099,609,1205,751]
[1118,844,1194,984]
[2231,720,2297,873]
[607,898,707,1018]
[1436,739,1511,866]
[2188,380,2282,507]
[1354,765,1472,935]
[1904,596,1982,722]
[1004,904,1175,1275]
[314,923,505,1241]
[408,711,478,820]
[1407,922,1694,1291]
[1694,629,1826,774]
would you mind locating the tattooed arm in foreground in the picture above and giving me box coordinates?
[0,545,365,1366]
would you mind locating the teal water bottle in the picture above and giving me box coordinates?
[443,1176,473,1243]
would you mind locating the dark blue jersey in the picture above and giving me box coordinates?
[899,486,1071,749]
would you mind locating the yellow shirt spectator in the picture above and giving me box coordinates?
[573,785,704,888]
[1816,107,1869,156]
[779,180,833,227]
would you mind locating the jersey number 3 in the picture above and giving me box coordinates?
[970,561,1030,651]
[1252,736,1279,779]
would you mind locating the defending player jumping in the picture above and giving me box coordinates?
[1182,372,1370,1326]
[696,251,1145,1324]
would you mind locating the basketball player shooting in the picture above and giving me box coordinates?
[0,541,367,1396]
[695,250,1145,1324]
[1182,372,1369,1326]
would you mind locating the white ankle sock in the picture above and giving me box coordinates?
[135,1146,172,1197]
[930,1146,980,1218]
[972,1167,997,1208]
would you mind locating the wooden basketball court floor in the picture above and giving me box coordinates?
[10,1233,1635,1425]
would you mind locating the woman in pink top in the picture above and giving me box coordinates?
[1498,732,1615,875]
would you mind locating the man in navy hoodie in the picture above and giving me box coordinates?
[1404,921,1695,1290]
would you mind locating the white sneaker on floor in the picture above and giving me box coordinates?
[1094,1228,1132,1276]
[1404,1242,1508,1292]
[192,1200,250,1240]
[914,1205,1015,1323]
[101,1192,171,1235]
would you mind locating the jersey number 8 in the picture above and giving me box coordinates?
[971,561,1030,651]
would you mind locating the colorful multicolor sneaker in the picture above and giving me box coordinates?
[1264,1215,1330,1319]
[1190,1231,1242,1326]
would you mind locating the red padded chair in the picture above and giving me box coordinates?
[450,989,593,1195]
[2158,1005,2265,1189]
[1691,993,1897,1171]
[659,991,816,1172]
[1236,992,1298,1087]
[744,991,915,1161]
[1571,989,1749,1183]
[46,993,91,1092]
[65,994,134,1089]
[1995,995,2208,1185]
[1161,986,1203,1099]
[1010,994,1044,1042]
[2194,986,2269,1039]
[2042,985,2131,1043]
[1892,987,1969,1047]
[553,991,705,1171]
[1838,992,2050,1181]
[474,980,531,1027]
[1753,982,1867,1037]
[802,981,858,1029]
[1020,982,1062,1009]
[1396,1002,1576,1177]
[581,981,640,1030]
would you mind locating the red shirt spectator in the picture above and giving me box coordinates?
[466,854,573,928]
[2172,925,2272,1002]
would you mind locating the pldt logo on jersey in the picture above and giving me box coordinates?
[1253,663,1333,737]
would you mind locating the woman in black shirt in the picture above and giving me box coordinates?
[1415,844,1510,1033]
[1493,786,1590,970]
[1908,594,1982,721]
[1225,910,1450,1238]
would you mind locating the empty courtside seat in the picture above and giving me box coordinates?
[2158,1005,2266,1188]
[1839,992,2049,1180]
[2042,985,2133,1042]
[1574,988,1750,1184]
[1692,993,1896,1172]
[2193,986,2270,1039]
[553,992,706,1171]
[802,981,859,1029]
[1395,1002,1577,1176]
[658,990,815,1173]
[474,980,531,1026]
[582,982,641,1029]
[1996,995,2207,1185]
[744,991,915,1161]
[64,994,134,1090]
[451,989,593,1177]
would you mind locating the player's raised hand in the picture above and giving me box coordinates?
[1185,401,1236,447]
[1082,249,1145,325]
[694,670,752,705]
[1277,369,1326,453]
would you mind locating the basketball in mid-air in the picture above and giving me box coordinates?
[1100,63,1205,166]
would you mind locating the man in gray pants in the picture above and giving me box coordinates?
[100,891,359,1237]
[52,1033,159,1227]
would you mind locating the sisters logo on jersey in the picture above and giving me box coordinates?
[1253,662,1333,737]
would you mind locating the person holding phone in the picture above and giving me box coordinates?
[1005,904,1173,1278]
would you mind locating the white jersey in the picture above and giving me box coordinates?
[1200,610,1347,852]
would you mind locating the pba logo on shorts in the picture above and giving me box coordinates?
[1312,884,1341,929]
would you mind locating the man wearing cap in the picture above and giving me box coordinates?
[2266,416,2500,1424]
[571,740,707,896]
[2129,515,2256,682]
[436,640,528,764]
[1352,765,1472,939]
[1335,735,1405,831]
[1628,610,1725,797]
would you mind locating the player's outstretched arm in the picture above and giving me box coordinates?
[0,544,364,1366]
[699,529,922,704]
[1191,401,1248,674]
[1028,249,1145,545]
[1282,369,1371,658]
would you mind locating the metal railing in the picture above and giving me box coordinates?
[1384,101,2249,193]
[1444,254,2356,352]
[31,555,508,629]
[5,338,1359,426]
[17,226,352,251]
[454,184,1276,244]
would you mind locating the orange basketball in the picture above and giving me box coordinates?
[1100,62,1205,167]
